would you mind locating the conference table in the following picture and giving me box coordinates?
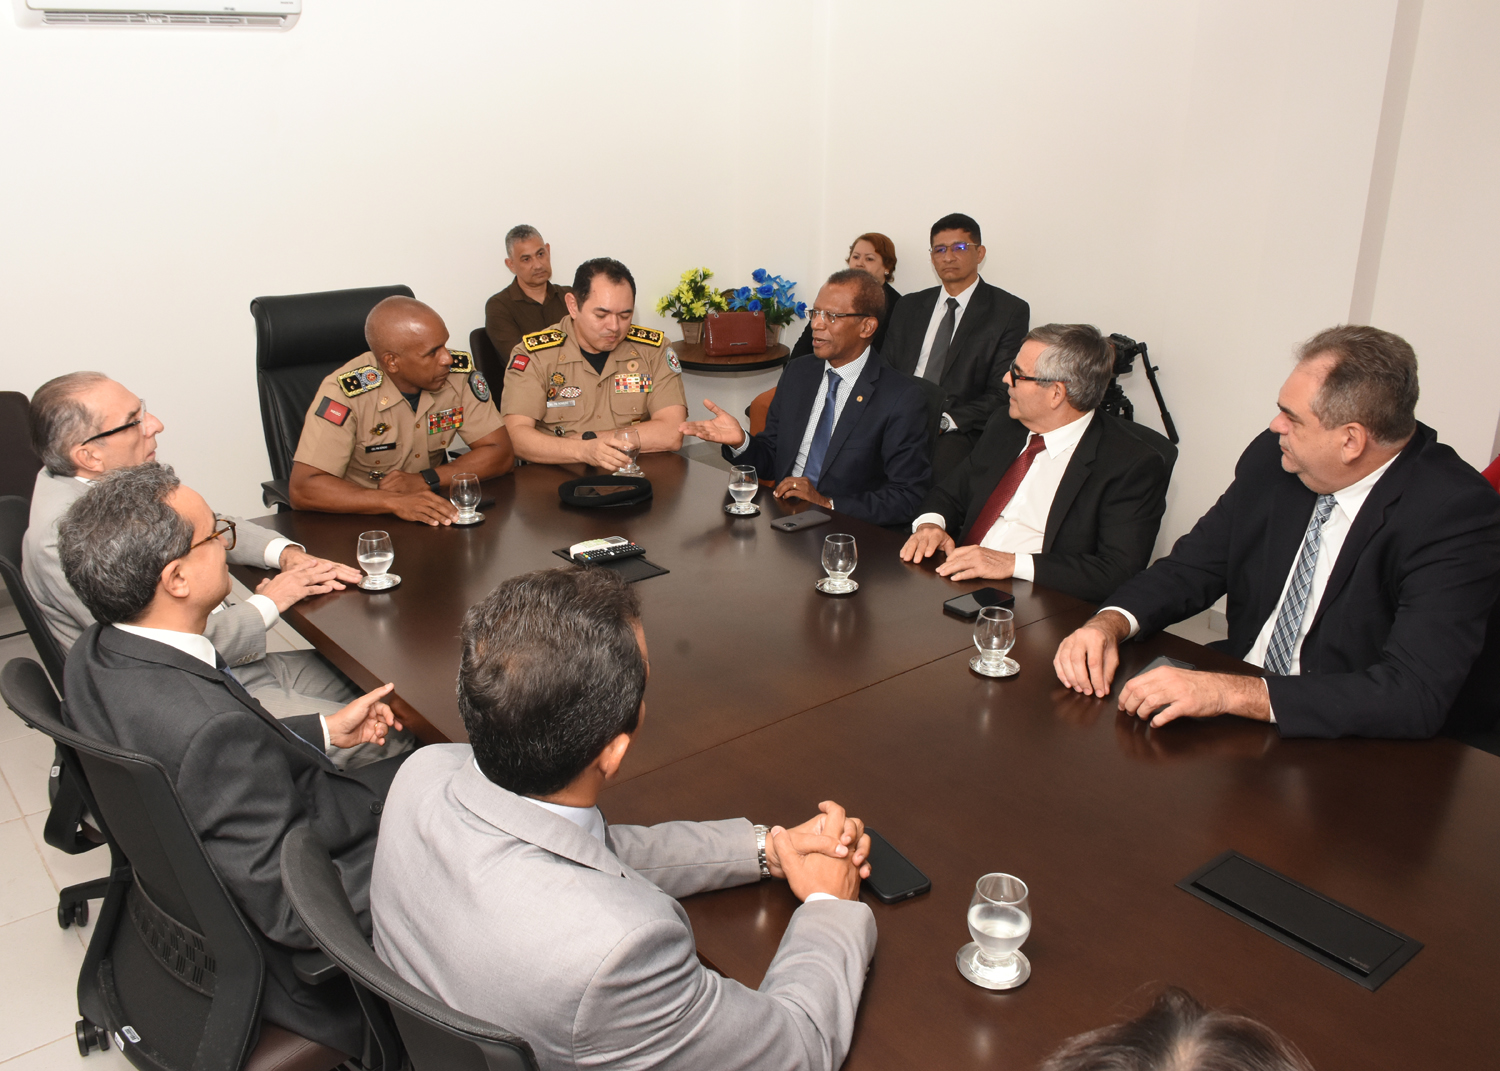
[236,452,1500,1071]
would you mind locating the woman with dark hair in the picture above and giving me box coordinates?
[1040,988,1314,1071]
[790,232,902,357]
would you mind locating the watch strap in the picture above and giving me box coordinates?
[754,824,770,879]
[420,468,441,492]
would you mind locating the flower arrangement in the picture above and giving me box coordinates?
[728,269,807,328]
[655,267,730,323]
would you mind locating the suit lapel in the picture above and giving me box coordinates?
[892,290,939,374]
[820,355,882,473]
[780,359,821,478]
[1042,415,1101,553]
[945,281,992,368]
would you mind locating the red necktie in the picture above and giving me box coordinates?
[963,433,1047,546]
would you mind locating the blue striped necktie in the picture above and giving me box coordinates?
[802,367,842,486]
[1263,494,1337,675]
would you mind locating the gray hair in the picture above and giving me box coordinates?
[505,224,543,257]
[1297,325,1419,446]
[57,462,192,625]
[1029,324,1114,412]
[30,372,111,477]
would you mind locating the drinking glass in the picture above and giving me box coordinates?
[970,605,1017,677]
[450,472,482,524]
[726,465,759,515]
[356,530,399,591]
[817,533,858,594]
[957,873,1032,989]
[613,427,644,476]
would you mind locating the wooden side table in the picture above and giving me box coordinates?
[671,341,790,374]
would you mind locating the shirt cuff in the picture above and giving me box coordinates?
[1099,606,1140,638]
[264,537,301,570]
[245,593,281,630]
[912,512,946,533]
[1261,677,1276,724]
[941,412,956,432]
[727,430,751,457]
[1012,552,1034,582]
[318,715,332,750]
[803,892,838,904]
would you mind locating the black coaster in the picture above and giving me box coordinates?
[551,547,669,582]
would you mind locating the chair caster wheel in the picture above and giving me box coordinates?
[75,1019,110,1055]
[57,899,88,929]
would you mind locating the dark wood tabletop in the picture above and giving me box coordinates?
[236,454,1500,1070]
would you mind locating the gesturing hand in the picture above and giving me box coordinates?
[325,683,403,749]
[679,399,748,448]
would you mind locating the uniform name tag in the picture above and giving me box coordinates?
[613,372,653,394]
[546,399,577,408]
[428,407,464,433]
[364,442,397,453]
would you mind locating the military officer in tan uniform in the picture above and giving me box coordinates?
[502,257,687,469]
[290,296,515,525]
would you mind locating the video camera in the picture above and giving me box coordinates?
[1100,332,1178,444]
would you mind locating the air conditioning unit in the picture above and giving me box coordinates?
[19,0,300,28]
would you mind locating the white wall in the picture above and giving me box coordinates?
[2,0,1493,543]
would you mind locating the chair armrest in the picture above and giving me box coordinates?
[261,479,293,512]
[292,950,343,986]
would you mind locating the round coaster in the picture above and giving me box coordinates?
[358,574,402,592]
[956,944,1031,990]
[452,512,485,526]
[815,578,859,595]
[724,503,761,516]
[969,655,1019,678]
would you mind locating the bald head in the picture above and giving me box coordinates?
[364,296,453,393]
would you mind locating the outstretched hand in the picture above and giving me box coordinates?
[679,399,748,447]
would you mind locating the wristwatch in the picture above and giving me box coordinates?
[939,414,956,433]
[754,824,771,878]
[419,468,441,493]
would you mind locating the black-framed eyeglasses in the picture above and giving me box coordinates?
[185,518,236,555]
[79,400,148,446]
[1007,360,1062,385]
[929,242,977,255]
[807,308,873,324]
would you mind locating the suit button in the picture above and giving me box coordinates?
[370,800,384,815]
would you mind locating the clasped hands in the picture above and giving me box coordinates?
[680,399,832,509]
[899,523,1016,581]
[1053,611,1271,726]
[763,800,872,902]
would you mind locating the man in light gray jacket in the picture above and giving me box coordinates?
[372,568,878,1071]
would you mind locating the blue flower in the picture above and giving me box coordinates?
[736,286,751,299]
[756,283,775,299]
[748,300,762,311]
[751,268,769,284]
[795,302,807,318]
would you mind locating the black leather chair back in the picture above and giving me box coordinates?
[1116,418,1179,480]
[469,328,506,404]
[251,285,415,482]
[0,391,43,499]
[1,656,268,1071]
[0,495,68,691]
[281,826,538,1071]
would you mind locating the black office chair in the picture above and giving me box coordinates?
[0,659,346,1070]
[0,390,44,500]
[281,825,539,1071]
[1116,418,1179,480]
[469,327,507,405]
[251,284,415,510]
[1445,596,1500,756]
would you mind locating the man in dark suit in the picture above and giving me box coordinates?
[59,462,406,1054]
[681,269,931,527]
[900,324,1170,602]
[882,212,1030,483]
[1055,325,1500,739]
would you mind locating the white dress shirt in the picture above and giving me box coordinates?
[913,278,979,379]
[113,622,331,748]
[912,409,1095,582]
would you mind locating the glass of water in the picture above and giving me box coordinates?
[970,605,1017,677]
[613,427,644,476]
[957,873,1031,989]
[726,465,759,515]
[817,533,858,594]
[356,530,398,591]
[450,472,482,525]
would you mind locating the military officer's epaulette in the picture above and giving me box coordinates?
[626,324,664,347]
[448,350,474,374]
[338,365,382,398]
[522,329,566,352]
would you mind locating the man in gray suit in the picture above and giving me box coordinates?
[23,373,387,741]
[373,568,878,1071]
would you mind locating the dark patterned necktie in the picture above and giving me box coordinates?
[1263,494,1338,675]
[802,367,842,486]
[923,297,959,383]
[963,434,1047,546]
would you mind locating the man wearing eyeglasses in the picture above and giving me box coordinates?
[900,325,1170,603]
[680,269,931,527]
[23,373,390,755]
[882,212,1030,484]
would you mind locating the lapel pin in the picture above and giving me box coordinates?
[856,395,863,402]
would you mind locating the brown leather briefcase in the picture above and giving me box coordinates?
[703,310,768,357]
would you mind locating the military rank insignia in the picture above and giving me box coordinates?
[665,348,682,374]
[315,396,350,426]
[626,324,663,347]
[428,407,464,434]
[448,350,474,374]
[469,370,491,403]
[338,365,382,397]
[613,372,653,394]
[523,328,566,352]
